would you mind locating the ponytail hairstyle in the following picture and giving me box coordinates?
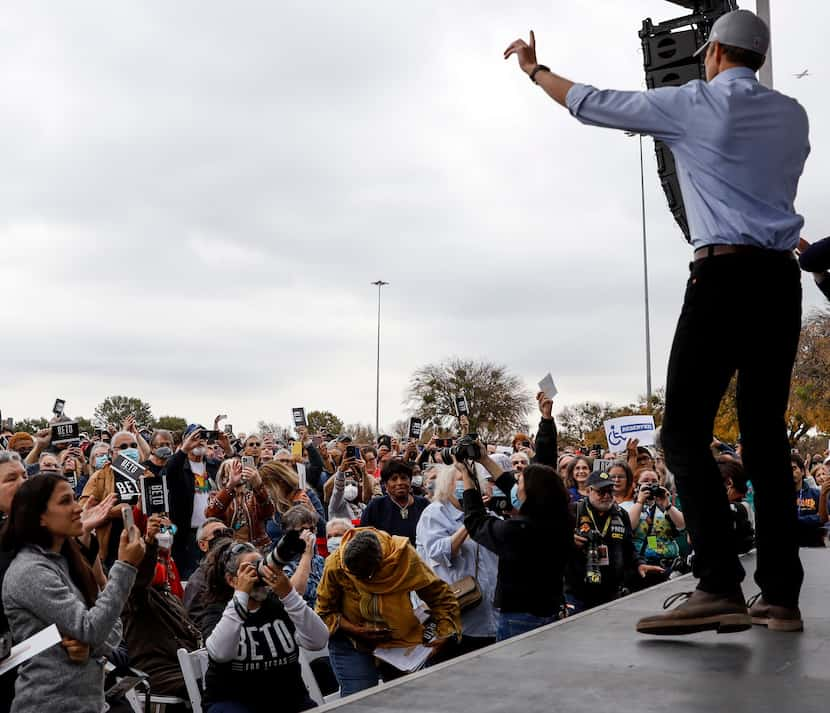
[0,474,99,607]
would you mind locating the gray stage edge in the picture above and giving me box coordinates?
[317,549,830,713]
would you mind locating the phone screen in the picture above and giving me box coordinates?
[121,506,135,536]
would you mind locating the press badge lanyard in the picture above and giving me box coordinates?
[586,506,612,538]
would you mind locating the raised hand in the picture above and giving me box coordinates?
[81,493,119,533]
[504,30,538,74]
[536,391,553,419]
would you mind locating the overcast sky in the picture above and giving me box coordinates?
[1,1,827,435]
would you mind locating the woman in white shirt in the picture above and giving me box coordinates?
[416,465,498,661]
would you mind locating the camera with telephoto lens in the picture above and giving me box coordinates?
[257,529,306,580]
[579,525,604,585]
[453,434,481,462]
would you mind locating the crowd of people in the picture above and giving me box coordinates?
[0,391,828,713]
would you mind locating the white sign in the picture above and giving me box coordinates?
[0,624,61,677]
[603,415,656,451]
[538,372,558,400]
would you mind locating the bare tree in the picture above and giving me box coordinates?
[405,358,532,443]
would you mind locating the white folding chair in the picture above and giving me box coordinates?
[177,647,209,713]
[299,645,340,705]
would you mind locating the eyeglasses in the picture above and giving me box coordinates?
[247,442,262,447]
[116,442,139,450]
[592,489,614,496]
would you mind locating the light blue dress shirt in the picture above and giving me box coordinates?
[416,499,499,638]
[567,67,810,250]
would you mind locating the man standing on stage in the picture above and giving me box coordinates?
[505,9,809,634]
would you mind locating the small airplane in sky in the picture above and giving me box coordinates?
[794,69,810,79]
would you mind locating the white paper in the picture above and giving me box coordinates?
[603,415,656,451]
[538,373,558,400]
[0,624,61,676]
[373,644,432,672]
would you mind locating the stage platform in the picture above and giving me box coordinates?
[319,549,830,712]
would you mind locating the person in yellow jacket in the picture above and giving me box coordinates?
[315,527,460,696]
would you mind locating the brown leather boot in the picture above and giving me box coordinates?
[747,594,804,632]
[636,590,751,636]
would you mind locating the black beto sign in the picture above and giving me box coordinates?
[111,454,144,504]
[292,408,307,428]
[51,421,80,447]
[140,474,170,515]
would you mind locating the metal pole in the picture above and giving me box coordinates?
[757,0,773,88]
[639,136,653,402]
[371,280,388,438]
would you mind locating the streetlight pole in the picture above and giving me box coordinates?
[638,135,653,402]
[756,0,773,89]
[371,280,389,438]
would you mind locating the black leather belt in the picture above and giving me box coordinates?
[693,244,795,262]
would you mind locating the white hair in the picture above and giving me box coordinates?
[432,464,487,505]
[326,517,354,537]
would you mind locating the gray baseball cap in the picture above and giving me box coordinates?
[693,9,770,58]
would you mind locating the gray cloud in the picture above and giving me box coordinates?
[1,0,827,435]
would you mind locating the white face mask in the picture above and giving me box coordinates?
[344,484,359,502]
[327,537,342,553]
[155,531,174,551]
[191,447,205,458]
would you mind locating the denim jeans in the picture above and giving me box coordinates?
[328,634,404,697]
[496,612,556,641]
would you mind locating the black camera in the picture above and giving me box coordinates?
[577,523,605,585]
[453,434,481,462]
[641,483,666,500]
[257,529,307,579]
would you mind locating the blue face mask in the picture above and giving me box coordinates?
[454,483,466,501]
[94,455,109,470]
[120,448,140,463]
[511,484,523,510]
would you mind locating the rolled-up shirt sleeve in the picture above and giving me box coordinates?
[566,83,692,145]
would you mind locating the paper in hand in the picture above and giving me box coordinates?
[538,373,558,400]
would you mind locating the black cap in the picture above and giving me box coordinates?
[587,471,616,489]
[336,434,353,444]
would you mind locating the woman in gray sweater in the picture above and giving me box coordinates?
[1,474,146,713]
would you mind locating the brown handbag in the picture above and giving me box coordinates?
[450,546,483,612]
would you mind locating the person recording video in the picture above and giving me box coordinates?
[458,392,572,640]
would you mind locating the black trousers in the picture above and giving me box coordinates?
[661,251,803,607]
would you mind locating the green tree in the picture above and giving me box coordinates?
[153,416,188,433]
[306,410,344,436]
[94,396,154,430]
[10,418,49,435]
[405,358,532,443]
[76,417,95,436]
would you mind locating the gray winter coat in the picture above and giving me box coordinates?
[2,545,136,713]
